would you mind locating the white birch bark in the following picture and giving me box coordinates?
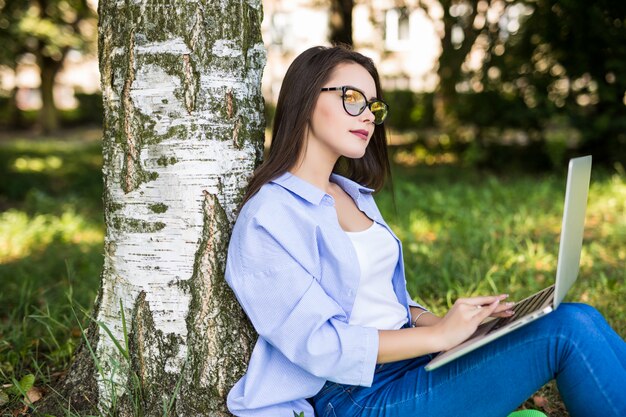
[84,1,265,415]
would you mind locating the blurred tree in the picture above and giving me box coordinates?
[485,0,626,165]
[329,0,354,46]
[417,0,513,131]
[0,0,97,133]
[411,0,626,167]
[0,0,29,128]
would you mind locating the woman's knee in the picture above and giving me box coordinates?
[547,303,600,331]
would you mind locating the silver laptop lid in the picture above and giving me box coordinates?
[554,155,592,308]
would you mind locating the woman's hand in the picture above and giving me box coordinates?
[378,295,516,363]
[432,295,513,351]
[490,297,516,318]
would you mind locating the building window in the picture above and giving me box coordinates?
[385,8,411,51]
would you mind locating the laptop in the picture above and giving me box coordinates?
[425,155,592,371]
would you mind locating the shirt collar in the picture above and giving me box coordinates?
[330,173,375,203]
[270,172,374,206]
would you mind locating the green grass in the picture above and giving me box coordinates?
[0,131,103,414]
[0,130,624,416]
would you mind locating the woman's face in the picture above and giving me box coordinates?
[307,62,377,162]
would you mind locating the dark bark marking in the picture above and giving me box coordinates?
[122,31,138,193]
[226,88,234,119]
[232,118,242,149]
[183,54,195,115]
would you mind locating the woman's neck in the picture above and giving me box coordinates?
[289,160,335,193]
[289,140,339,193]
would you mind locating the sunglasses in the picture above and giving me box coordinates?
[320,86,389,125]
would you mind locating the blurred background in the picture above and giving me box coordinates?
[0,1,624,415]
[2,0,626,168]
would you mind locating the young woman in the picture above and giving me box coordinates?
[224,46,626,417]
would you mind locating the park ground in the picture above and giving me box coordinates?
[0,127,624,416]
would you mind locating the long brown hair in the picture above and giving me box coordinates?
[241,45,391,205]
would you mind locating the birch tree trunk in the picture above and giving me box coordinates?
[48,1,265,415]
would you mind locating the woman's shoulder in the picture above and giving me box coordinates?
[229,182,321,270]
[235,181,316,231]
[240,181,299,216]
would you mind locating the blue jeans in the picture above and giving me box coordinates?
[311,303,626,417]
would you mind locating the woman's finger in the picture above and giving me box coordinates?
[460,294,509,307]
[493,301,515,313]
[474,299,501,321]
[491,310,515,318]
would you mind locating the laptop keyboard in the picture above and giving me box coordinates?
[487,285,555,333]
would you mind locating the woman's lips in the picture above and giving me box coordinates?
[350,130,369,140]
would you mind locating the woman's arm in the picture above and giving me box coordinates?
[377,295,513,363]
[409,306,442,327]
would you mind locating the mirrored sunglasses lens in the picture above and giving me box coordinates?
[343,89,366,115]
[370,101,388,124]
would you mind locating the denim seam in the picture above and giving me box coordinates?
[323,401,337,417]
[564,335,622,416]
[341,386,365,412]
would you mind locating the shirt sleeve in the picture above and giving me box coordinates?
[225,208,379,387]
[406,293,425,309]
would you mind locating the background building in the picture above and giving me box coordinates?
[262,0,441,102]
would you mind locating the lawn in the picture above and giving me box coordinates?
[0,129,624,416]
[0,129,104,414]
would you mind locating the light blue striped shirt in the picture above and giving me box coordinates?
[225,172,423,417]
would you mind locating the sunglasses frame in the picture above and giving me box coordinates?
[320,85,389,125]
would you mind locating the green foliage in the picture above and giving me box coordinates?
[474,0,626,166]
[455,91,543,131]
[414,0,626,168]
[0,373,36,411]
[0,0,98,131]
[9,373,35,396]
[383,91,435,132]
[0,0,29,69]
[0,0,97,65]
[73,93,104,125]
[0,133,103,203]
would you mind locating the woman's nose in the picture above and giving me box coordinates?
[360,105,375,124]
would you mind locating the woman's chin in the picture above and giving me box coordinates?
[342,148,368,160]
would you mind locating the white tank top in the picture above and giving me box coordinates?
[345,221,408,330]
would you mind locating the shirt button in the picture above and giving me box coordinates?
[321,195,334,206]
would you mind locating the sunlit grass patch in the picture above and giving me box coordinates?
[0,138,103,207]
[11,155,64,173]
[0,209,102,263]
